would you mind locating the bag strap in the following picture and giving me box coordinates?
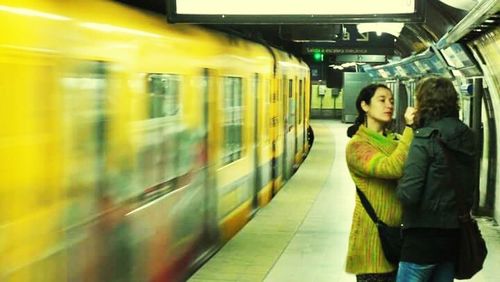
[436,138,469,220]
[356,187,382,224]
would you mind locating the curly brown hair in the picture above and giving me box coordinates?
[414,76,459,128]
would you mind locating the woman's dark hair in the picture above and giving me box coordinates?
[414,76,459,128]
[347,83,391,137]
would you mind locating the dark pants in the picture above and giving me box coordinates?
[357,272,396,282]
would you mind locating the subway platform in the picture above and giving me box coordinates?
[189,120,500,282]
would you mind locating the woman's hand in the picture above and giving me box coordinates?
[404,107,416,126]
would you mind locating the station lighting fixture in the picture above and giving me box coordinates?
[439,0,478,10]
[168,0,423,24]
[356,23,405,37]
[170,0,416,15]
[329,62,364,70]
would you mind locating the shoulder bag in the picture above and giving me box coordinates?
[438,138,487,279]
[356,187,402,265]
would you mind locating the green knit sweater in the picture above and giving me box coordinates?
[345,125,413,274]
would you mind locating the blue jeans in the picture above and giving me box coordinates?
[396,261,454,282]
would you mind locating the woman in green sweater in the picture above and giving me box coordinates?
[345,84,415,282]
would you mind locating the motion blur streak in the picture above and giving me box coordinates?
[0,1,311,281]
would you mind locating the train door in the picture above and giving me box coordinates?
[252,73,260,210]
[301,79,306,153]
[284,78,296,179]
[282,75,288,180]
[63,61,110,208]
[292,77,299,159]
[2,52,66,281]
[271,75,283,192]
[201,68,219,246]
[63,61,135,281]
[259,77,273,205]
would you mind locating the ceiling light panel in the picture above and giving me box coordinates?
[175,0,416,15]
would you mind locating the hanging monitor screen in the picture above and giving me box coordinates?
[166,0,423,23]
[440,43,482,77]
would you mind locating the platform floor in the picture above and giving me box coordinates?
[189,120,500,282]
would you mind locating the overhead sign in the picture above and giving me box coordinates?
[305,47,391,55]
[166,0,424,23]
[302,26,395,55]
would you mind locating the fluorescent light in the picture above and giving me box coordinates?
[439,0,478,10]
[357,23,405,37]
[175,0,415,15]
[329,62,363,70]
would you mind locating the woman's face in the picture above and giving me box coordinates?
[363,87,394,125]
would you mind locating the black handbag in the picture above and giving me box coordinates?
[438,139,487,279]
[356,187,402,265]
[454,214,487,279]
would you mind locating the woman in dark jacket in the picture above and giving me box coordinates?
[396,76,476,282]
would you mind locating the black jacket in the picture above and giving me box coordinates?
[397,117,476,229]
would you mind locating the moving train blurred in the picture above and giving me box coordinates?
[0,1,310,281]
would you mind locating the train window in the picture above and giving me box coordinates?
[135,73,181,191]
[61,61,122,209]
[147,74,180,118]
[222,76,243,165]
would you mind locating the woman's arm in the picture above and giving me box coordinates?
[346,127,413,179]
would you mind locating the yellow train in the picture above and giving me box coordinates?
[0,1,311,281]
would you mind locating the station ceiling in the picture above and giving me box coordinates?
[115,0,498,68]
